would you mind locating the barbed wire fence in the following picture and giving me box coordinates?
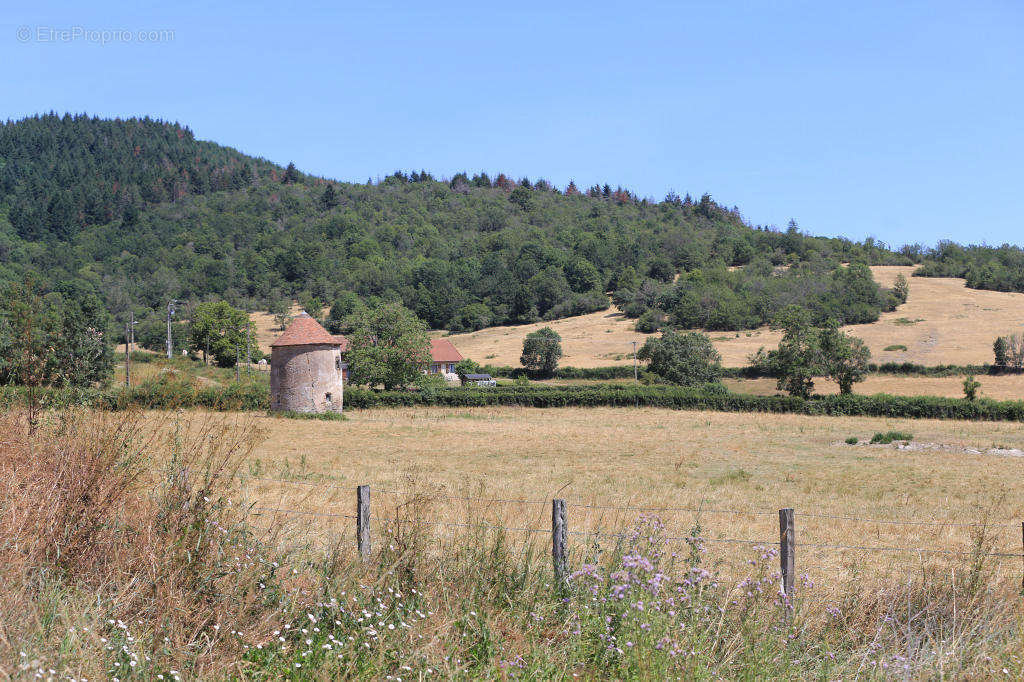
[244,476,1024,595]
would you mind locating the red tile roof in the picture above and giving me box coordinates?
[271,312,344,347]
[430,338,464,363]
[326,333,460,362]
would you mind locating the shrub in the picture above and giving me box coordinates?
[454,358,482,380]
[543,292,609,320]
[845,436,859,444]
[634,308,665,334]
[637,330,723,386]
[870,431,913,444]
[963,375,982,401]
[884,345,908,352]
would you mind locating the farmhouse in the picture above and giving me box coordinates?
[427,338,464,374]
[333,336,462,380]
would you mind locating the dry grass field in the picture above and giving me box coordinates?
[251,302,307,353]
[205,406,1024,587]
[446,266,1024,368]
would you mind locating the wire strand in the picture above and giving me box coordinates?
[246,478,1011,528]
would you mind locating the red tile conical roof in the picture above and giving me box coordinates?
[271,312,343,347]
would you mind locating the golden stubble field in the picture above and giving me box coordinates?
[171,406,1024,588]
[446,266,1024,368]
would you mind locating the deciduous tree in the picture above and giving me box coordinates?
[818,321,871,394]
[637,330,722,386]
[189,301,259,368]
[520,327,562,377]
[346,303,431,390]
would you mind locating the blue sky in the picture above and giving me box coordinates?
[3,1,1022,247]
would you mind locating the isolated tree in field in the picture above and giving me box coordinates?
[751,306,821,399]
[189,301,259,367]
[994,336,1008,367]
[346,303,431,390]
[818,322,871,394]
[520,327,562,376]
[963,375,981,401]
[1007,333,1024,369]
[637,330,722,386]
[893,273,910,303]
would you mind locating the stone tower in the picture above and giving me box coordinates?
[269,312,345,413]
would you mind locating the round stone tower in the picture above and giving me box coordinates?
[270,312,345,413]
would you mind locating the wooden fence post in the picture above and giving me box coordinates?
[552,499,567,582]
[779,508,795,600]
[357,485,370,560]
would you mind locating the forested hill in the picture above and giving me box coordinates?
[0,114,280,241]
[0,114,912,337]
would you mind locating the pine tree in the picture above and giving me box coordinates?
[282,162,300,184]
[994,336,1008,367]
[320,183,339,209]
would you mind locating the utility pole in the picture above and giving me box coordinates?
[166,300,178,359]
[245,314,252,378]
[235,342,240,382]
[125,322,131,387]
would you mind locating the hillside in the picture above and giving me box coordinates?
[0,113,280,241]
[913,241,1024,293]
[449,266,1024,368]
[1,114,910,339]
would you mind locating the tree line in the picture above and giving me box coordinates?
[0,115,918,353]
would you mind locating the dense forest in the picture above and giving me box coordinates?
[0,114,921,344]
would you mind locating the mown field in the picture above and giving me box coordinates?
[7,404,1024,679]
[228,406,1024,586]
[447,266,1024,368]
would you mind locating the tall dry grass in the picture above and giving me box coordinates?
[2,407,1022,679]
[0,408,274,679]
